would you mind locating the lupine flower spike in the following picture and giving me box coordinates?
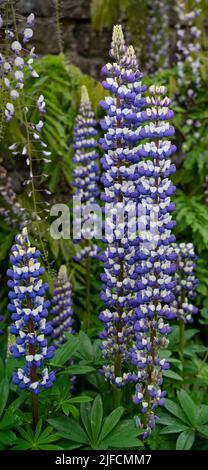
[173,243,198,324]
[7,228,55,427]
[73,85,100,261]
[51,265,75,346]
[0,9,38,130]
[172,243,198,366]
[73,85,100,328]
[99,26,147,390]
[132,84,177,439]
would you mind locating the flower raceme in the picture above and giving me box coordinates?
[172,242,198,323]
[0,10,38,124]
[7,228,55,394]
[99,26,148,388]
[73,85,100,262]
[99,25,177,439]
[51,265,75,346]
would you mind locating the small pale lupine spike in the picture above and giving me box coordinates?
[73,85,100,261]
[99,26,148,388]
[146,0,170,74]
[131,84,177,439]
[7,227,55,394]
[172,242,198,323]
[175,0,201,91]
[0,10,37,125]
[51,265,75,346]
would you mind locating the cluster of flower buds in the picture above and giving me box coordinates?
[51,265,75,346]
[73,85,100,261]
[7,227,55,394]
[146,0,170,74]
[175,0,201,93]
[0,9,38,125]
[172,242,198,323]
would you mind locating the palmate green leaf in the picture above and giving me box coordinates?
[98,407,124,444]
[34,419,43,440]
[176,430,195,450]
[196,405,208,425]
[12,438,32,450]
[163,370,183,381]
[0,378,9,419]
[18,426,34,443]
[0,430,16,445]
[0,408,21,430]
[48,417,89,445]
[80,402,92,440]
[157,412,187,427]
[61,403,78,418]
[62,365,95,375]
[177,390,196,426]
[160,424,189,434]
[77,331,94,361]
[103,420,143,449]
[164,399,190,425]
[68,396,93,404]
[196,425,208,438]
[51,335,79,366]
[37,431,60,445]
[91,395,103,443]
[37,444,64,450]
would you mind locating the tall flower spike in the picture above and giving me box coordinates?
[172,242,198,323]
[51,265,75,346]
[99,27,148,388]
[73,85,100,261]
[7,228,55,394]
[131,84,177,439]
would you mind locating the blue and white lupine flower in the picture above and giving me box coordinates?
[73,85,100,261]
[131,84,177,439]
[99,25,148,387]
[172,242,198,323]
[51,265,75,346]
[7,227,55,394]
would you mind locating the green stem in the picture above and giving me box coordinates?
[85,253,91,330]
[113,352,122,408]
[113,385,122,409]
[31,391,39,430]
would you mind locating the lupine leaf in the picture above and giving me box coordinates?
[176,430,195,450]
[177,390,196,425]
[91,395,103,443]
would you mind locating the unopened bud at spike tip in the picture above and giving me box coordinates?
[80,85,90,107]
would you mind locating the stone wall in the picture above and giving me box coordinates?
[16,0,112,79]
